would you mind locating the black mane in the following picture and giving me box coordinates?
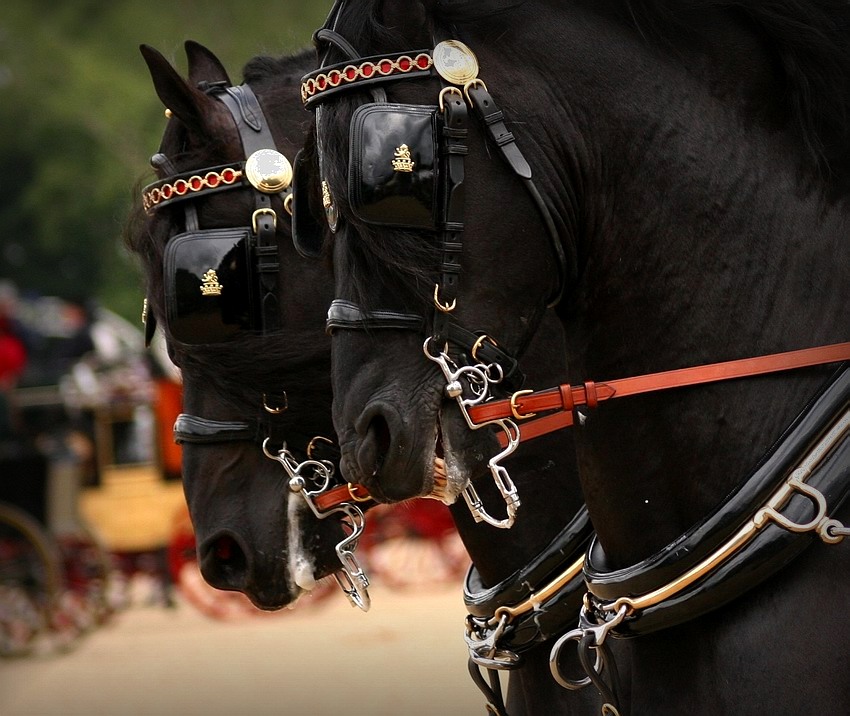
[622,0,850,181]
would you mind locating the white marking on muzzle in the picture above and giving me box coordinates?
[286,489,317,598]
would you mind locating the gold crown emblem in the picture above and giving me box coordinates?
[200,269,223,296]
[391,144,415,173]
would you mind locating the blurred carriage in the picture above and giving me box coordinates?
[0,294,184,654]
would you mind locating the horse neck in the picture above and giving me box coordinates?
[545,7,850,566]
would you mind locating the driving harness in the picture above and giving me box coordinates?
[142,77,375,611]
[295,1,569,533]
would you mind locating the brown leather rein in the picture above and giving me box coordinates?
[471,342,850,445]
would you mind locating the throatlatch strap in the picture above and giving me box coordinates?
[465,83,568,305]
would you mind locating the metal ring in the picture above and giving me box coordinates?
[434,284,457,313]
[548,629,603,691]
[347,483,372,503]
[306,435,333,459]
[283,193,293,217]
[263,392,288,414]
[510,389,537,420]
[471,334,497,362]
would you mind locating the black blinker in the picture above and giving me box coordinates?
[291,148,326,259]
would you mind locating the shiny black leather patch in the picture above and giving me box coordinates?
[349,103,438,229]
[163,228,254,344]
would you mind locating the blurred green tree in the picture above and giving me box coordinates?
[0,1,328,321]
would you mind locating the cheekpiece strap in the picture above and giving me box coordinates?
[432,92,467,350]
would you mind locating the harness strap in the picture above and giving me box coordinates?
[465,83,568,306]
[471,341,850,438]
[207,83,284,336]
[314,482,374,511]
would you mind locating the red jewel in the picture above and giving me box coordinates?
[174,179,188,195]
[306,79,315,94]
[344,66,357,81]
[398,57,411,71]
[379,60,393,74]
[361,63,374,78]
[221,168,236,183]
[328,70,341,86]
[160,186,171,200]
[206,173,220,188]
[416,54,430,69]
[190,176,203,191]
[316,75,327,90]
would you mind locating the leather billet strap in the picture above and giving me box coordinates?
[472,341,850,436]
[313,482,374,511]
[464,82,567,306]
[582,365,850,637]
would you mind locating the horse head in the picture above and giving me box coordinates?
[126,41,345,610]
[296,0,565,519]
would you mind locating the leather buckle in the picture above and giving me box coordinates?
[510,389,537,420]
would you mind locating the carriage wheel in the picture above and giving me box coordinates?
[57,529,115,630]
[0,501,64,657]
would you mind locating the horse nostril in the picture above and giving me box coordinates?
[371,414,391,469]
[215,535,235,560]
[199,533,249,590]
[357,412,392,478]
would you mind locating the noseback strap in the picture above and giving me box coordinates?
[174,413,261,444]
[326,299,425,332]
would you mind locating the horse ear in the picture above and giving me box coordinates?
[380,0,429,40]
[184,40,232,87]
[139,44,207,130]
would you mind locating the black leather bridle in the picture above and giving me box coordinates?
[294,2,570,533]
[142,80,292,448]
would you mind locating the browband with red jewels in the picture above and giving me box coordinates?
[301,51,433,106]
[142,164,243,212]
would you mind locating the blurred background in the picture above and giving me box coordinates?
[0,6,478,712]
[0,1,328,323]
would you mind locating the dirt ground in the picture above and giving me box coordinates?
[0,580,487,716]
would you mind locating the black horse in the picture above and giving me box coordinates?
[127,40,602,713]
[300,1,850,713]
[124,42,356,610]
